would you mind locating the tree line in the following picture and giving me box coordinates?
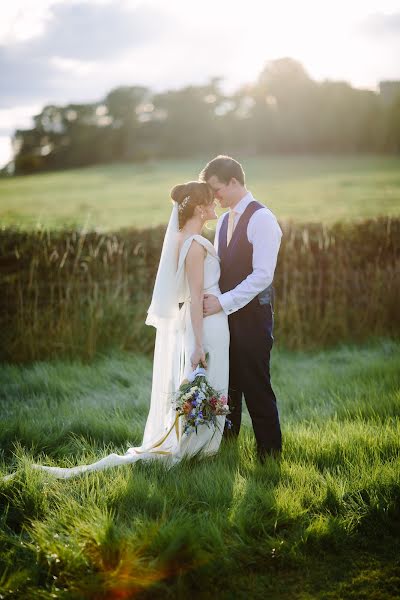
[9,58,400,175]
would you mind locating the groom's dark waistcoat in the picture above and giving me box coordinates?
[218,200,273,311]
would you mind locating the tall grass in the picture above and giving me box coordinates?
[1,341,399,598]
[1,217,399,362]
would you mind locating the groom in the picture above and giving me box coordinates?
[199,155,282,462]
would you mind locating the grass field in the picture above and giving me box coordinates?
[1,341,399,599]
[1,155,400,230]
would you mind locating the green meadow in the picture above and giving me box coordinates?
[1,341,400,599]
[1,155,400,230]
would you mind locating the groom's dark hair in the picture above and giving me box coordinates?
[199,155,245,186]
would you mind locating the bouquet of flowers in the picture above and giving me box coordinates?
[173,354,232,436]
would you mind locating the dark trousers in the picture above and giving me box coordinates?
[223,301,282,454]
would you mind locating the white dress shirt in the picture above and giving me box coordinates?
[214,191,282,315]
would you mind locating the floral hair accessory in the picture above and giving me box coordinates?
[178,195,190,212]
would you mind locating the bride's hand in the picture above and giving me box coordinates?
[190,346,207,370]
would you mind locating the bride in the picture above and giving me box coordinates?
[11,182,230,479]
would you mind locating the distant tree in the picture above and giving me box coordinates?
[152,79,225,157]
[251,58,319,152]
[105,86,150,160]
[310,82,383,152]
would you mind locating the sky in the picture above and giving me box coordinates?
[1,0,400,166]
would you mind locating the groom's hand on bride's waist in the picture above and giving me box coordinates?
[203,294,222,316]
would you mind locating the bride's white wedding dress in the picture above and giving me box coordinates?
[11,231,229,480]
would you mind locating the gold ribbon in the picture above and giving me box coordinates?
[132,413,180,455]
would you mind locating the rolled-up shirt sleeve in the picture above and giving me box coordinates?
[218,209,282,315]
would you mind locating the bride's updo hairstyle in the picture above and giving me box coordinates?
[170,181,213,230]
